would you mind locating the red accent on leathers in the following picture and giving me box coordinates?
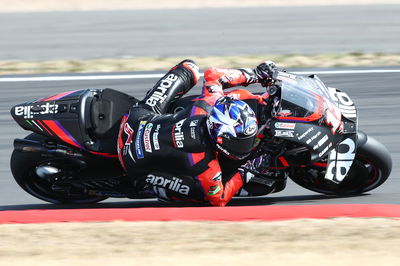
[194,156,244,207]
[183,61,200,84]
[117,114,129,171]
[203,67,253,96]
[226,89,266,104]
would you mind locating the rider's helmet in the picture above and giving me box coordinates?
[206,97,258,160]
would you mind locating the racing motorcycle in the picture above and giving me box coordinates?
[10,71,392,204]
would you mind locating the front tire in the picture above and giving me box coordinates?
[289,132,392,195]
[337,133,392,194]
[10,133,108,204]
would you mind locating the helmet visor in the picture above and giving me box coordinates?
[221,134,256,155]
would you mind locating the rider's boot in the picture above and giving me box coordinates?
[140,59,200,114]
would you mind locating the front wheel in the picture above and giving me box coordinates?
[10,133,109,204]
[289,132,392,195]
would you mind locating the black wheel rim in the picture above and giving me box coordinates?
[22,163,107,204]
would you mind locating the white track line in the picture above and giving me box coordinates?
[0,69,399,82]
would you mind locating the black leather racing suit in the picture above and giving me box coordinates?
[117,60,269,206]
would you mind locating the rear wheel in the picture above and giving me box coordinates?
[289,132,392,195]
[10,133,108,204]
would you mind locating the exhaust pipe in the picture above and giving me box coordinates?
[14,139,50,153]
[13,138,83,158]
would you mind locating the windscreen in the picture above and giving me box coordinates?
[276,73,339,121]
[280,82,320,118]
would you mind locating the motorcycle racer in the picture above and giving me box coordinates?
[117,59,278,206]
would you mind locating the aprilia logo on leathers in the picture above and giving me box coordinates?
[146,74,178,107]
[172,119,185,148]
[146,174,190,195]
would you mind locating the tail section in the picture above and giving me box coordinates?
[11,89,137,157]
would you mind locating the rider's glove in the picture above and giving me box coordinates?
[254,61,279,86]
[238,154,271,183]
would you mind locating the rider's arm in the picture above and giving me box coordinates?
[202,67,259,97]
[202,61,278,101]
[195,158,244,207]
[202,61,278,96]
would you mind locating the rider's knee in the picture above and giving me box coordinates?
[173,59,200,88]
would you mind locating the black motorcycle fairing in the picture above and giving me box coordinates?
[11,89,85,136]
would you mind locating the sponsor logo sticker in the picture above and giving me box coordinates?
[318,134,329,146]
[135,121,146,159]
[275,122,296,130]
[275,130,294,138]
[244,123,257,136]
[153,124,161,150]
[190,119,199,139]
[313,134,329,150]
[297,127,314,140]
[189,120,199,127]
[306,131,321,145]
[208,185,221,196]
[143,123,153,153]
[216,143,230,157]
[190,127,196,139]
[318,142,333,157]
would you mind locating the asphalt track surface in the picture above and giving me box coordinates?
[1,5,400,60]
[0,67,399,210]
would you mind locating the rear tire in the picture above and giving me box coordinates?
[10,133,108,204]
